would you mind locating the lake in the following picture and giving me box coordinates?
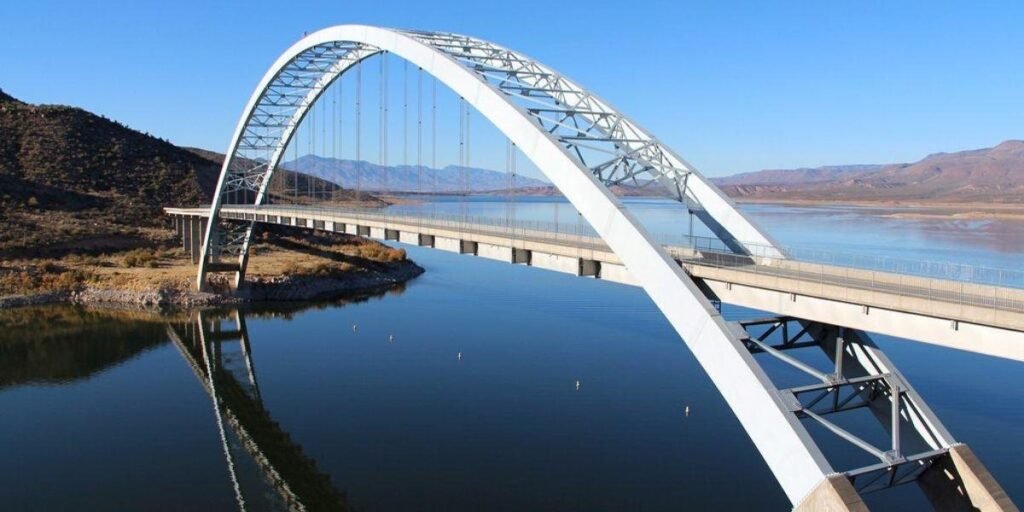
[1,200,1022,510]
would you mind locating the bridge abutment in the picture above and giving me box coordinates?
[794,475,869,512]
[919,444,1019,511]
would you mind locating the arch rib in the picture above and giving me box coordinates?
[200,25,832,505]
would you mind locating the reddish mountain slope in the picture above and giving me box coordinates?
[716,141,1024,204]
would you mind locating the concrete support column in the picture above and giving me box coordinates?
[182,216,193,253]
[794,475,869,511]
[512,248,530,264]
[919,444,1019,511]
[189,216,202,264]
[579,258,600,277]
[459,240,478,255]
[235,245,250,290]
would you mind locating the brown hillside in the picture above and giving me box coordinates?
[0,89,219,257]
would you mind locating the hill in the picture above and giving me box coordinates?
[285,154,549,193]
[713,165,883,187]
[0,89,384,259]
[715,141,1024,204]
[0,89,220,257]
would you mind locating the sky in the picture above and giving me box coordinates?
[1,0,1022,176]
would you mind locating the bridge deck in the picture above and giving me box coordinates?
[166,205,1024,361]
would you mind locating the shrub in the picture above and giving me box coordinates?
[48,269,94,290]
[123,248,157,268]
[353,244,406,262]
[281,261,303,276]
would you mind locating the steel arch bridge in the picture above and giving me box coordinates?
[196,25,1015,511]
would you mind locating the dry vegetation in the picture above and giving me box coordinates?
[248,229,407,279]
[0,227,408,297]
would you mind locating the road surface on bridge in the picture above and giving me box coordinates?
[167,205,1024,362]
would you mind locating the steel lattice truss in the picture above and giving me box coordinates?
[211,29,722,261]
[404,30,699,206]
[739,317,955,496]
[212,41,380,259]
[223,41,378,199]
[219,30,707,203]
[212,222,251,258]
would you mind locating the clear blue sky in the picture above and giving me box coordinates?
[1,0,1021,176]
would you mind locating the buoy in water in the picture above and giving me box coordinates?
[352,324,358,332]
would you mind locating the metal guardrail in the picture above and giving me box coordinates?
[202,204,1024,323]
[669,246,1024,323]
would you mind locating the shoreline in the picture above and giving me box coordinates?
[0,260,424,311]
[731,198,1024,220]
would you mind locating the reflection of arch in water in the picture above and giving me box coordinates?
[167,311,349,511]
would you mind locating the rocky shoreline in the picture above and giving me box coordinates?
[0,260,424,310]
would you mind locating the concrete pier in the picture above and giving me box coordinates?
[919,444,1019,511]
[794,475,869,512]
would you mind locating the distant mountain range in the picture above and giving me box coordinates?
[281,141,1024,204]
[713,141,1024,204]
[282,154,549,193]
[188,148,384,206]
[713,165,885,187]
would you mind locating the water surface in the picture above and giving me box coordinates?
[1,200,1022,510]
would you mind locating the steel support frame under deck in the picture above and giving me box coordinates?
[737,317,960,499]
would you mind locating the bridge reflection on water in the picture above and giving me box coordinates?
[167,310,351,511]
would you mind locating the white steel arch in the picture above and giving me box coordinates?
[199,25,849,506]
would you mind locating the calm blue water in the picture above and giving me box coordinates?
[1,200,1022,510]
